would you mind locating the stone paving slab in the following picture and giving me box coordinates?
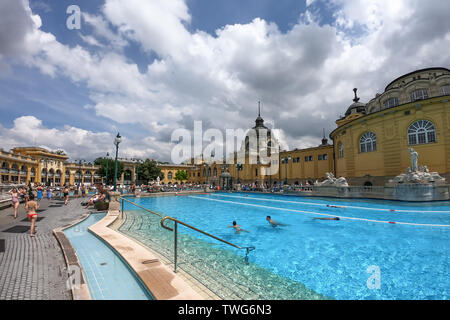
[0,196,92,300]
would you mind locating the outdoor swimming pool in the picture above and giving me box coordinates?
[120,192,450,300]
[64,213,153,300]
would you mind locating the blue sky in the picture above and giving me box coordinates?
[1,0,449,161]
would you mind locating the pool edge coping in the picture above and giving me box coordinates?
[53,213,93,301]
[88,209,205,300]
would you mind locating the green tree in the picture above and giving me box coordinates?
[174,170,189,183]
[94,157,124,185]
[136,159,164,183]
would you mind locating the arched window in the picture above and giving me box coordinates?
[440,85,450,96]
[410,88,428,102]
[408,120,436,145]
[338,142,344,158]
[360,132,377,153]
[213,167,217,177]
[383,97,399,109]
[168,171,172,180]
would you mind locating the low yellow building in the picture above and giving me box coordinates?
[1,147,103,186]
[330,67,450,186]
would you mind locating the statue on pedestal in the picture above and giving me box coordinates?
[387,148,446,186]
[409,148,419,172]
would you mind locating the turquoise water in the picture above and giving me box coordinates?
[64,213,153,300]
[123,192,450,300]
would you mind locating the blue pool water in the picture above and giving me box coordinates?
[64,213,153,300]
[123,192,450,300]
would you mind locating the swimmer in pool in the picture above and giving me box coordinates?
[266,216,286,227]
[228,221,249,234]
[327,204,346,209]
[314,217,340,221]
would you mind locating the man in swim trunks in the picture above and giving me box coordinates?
[314,217,340,221]
[228,221,249,234]
[266,216,286,227]
[26,194,39,237]
[63,186,70,206]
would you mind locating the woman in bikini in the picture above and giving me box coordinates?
[8,188,20,219]
[26,194,39,237]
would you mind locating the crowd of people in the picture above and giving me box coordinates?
[6,183,108,237]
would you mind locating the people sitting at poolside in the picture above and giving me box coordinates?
[84,193,106,209]
[314,216,340,221]
[266,216,286,227]
[228,221,249,234]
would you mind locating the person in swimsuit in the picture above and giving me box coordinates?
[314,217,340,221]
[63,186,70,205]
[46,187,52,201]
[266,215,287,227]
[326,204,346,209]
[81,184,86,198]
[36,185,43,202]
[9,188,20,219]
[228,221,249,234]
[26,194,39,237]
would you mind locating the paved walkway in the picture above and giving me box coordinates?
[0,196,90,300]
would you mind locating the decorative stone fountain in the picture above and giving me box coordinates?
[386,148,448,201]
[315,172,349,187]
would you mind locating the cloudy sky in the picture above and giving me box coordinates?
[1,0,449,162]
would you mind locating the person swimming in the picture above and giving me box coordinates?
[228,221,249,233]
[314,217,340,221]
[327,204,346,209]
[266,216,286,227]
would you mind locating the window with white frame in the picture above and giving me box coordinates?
[440,85,450,96]
[338,142,344,158]
[383,97,399,109]
[407,120,436,145]
[410,89,429,102]
[360,132,377,153]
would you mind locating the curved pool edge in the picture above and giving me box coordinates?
[88,209,205,300]
[52,213,92,300]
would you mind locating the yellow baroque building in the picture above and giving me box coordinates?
[330,67,450,186]
[1,147,103,186]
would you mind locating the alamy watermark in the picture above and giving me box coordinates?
[171,120,281,176]
[366,265,381,290]
[66,5,81,30]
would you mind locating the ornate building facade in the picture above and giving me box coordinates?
[330,67,450,186]
[2,67,448,188]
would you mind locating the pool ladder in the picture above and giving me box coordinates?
[120,197,255,273]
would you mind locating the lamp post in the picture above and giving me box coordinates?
[113,133,122,191]
[282,156,291,185]
[105,152,109,186]
[236,163,243,184]
[75,159,86,186]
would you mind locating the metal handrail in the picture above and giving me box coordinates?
[119,197,163,218]
[118,196,255,273]
[161,216,255,273]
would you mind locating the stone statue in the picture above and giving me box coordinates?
[409,148,419,172]
[316,172,348,187]
[387,148,446,186]
[156,176,160,186]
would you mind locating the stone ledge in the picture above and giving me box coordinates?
[52,214,92,301]
[88,210,204,300]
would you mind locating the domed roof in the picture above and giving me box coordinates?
[220,172,232,178]
[344,88,366,117]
